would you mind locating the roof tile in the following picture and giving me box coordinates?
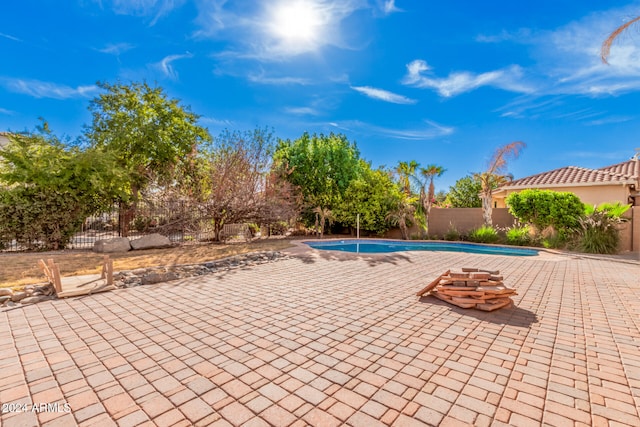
[500,159,639,189]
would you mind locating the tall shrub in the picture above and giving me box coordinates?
[0,126,125,250]
[506,189,584,234]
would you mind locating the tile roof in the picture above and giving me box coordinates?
[498,159,639,190]
[597,159,640,179]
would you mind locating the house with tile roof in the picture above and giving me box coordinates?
[493,157,640,208]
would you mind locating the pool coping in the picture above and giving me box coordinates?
[288,237,639,264]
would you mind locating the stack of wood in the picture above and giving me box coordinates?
[416,267,516,311]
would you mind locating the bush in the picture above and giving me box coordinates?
[505,225,533,246]
[573,205,629,254]
[444,223,461,241]
[506,189,584,233]
[0,187,87,250]
[468,225,500,243]
[542,231,568,249]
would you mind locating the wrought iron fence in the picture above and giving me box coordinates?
[0,199,231,252]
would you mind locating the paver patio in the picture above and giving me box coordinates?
[1,246,639,426]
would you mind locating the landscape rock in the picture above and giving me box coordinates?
[141,272,180,285]
[130,234,172,250]
[0,288,13,297]
[11,291,27,302]
[0,295,11,304]
[93,237,131,253]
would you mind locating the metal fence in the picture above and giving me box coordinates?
[0,199,251,252]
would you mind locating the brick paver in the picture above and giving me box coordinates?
[1,246,639,426]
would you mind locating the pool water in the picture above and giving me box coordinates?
[305,239,539,256]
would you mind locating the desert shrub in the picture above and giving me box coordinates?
[444,223,461,241]
[573,203,630,254]
[506,224,533,246]
[468,225,500,243]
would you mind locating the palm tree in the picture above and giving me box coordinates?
[386,195,416,240]
[601,16,640,64]
[395,160,418,196]
[420,164,446,218]
[411,165,446,236]
[474,142,525,226]
[313,206,334,239]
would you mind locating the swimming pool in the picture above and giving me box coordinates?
[305,239,539,256]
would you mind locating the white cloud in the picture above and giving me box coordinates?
[98,42,134,55]
[0,32,22,42]
[200,116,235,127]
[247,72,311,85]
[586,116,634,126]
[402,59,533,97]
[475,28,533,44]
[154,53,193,79]
[0,107,14,115]
[351,86,416,104]
[97,0,185,24]
[1,78,99,99]
[284,106,321,116]
[331,119,454,140]
[378,0,400,15]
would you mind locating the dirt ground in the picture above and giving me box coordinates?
[0,238,295,289]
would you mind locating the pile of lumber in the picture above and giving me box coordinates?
[416,268,516,311]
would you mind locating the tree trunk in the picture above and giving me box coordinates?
[482,195,493,226]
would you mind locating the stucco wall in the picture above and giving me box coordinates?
[616,207,640,253]
[427,208,515,237]
[634,207,640,253]
[494,185,630,208]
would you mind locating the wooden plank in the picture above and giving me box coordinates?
[101,256,113,286]
[462,267,500,274]
[430,291,453,301]
[57,284,115,299]
[437,290,487,297]
[452,297,487,304]
[477,288,516,295]
[416,270,450,296]
[476,299,512,311]
[438,285,474,291]
[39,259,53,283]
[47,259,62,293]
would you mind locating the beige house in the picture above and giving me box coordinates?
[493,158,640,208]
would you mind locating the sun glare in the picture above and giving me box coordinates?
[270,0,323,45]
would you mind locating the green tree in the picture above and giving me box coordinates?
[334,162,401,235]
[0,125,126,250]
[445,175,482,208]
[273,132,361,231]
[474,141,525,226]
[85,81,211,234]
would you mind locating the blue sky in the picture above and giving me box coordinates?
[1,1,639,189]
